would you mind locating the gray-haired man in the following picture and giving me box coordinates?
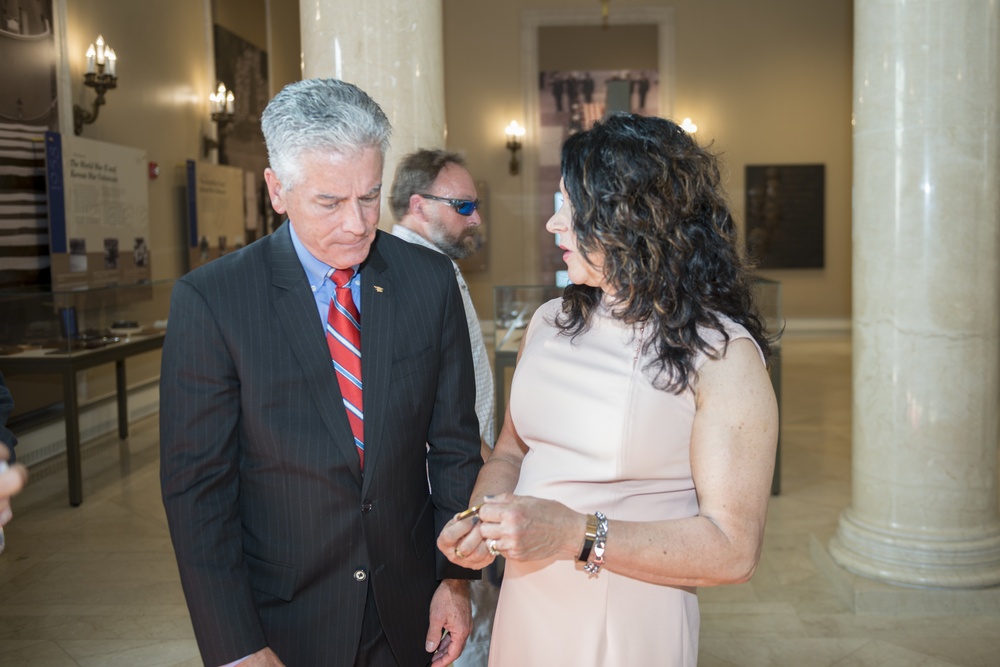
[161,80,482,667]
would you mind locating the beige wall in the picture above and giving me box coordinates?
[214,0,267,50]
[442,0,853,322]
[539,25,658,70]
[267,0,302,95]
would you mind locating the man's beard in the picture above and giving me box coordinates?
[429,223,479,260]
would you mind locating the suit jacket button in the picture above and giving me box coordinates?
[362,502,373,513]
[353,569,367,582]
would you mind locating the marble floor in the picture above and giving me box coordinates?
[1,336,998,666]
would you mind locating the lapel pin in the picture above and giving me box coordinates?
[374,285,385,293]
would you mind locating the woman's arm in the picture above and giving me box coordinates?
[475,338,778,586]
[436,337,531,568]
[600,337,778,586]
[469,404,528,504]
[436,400,530,569]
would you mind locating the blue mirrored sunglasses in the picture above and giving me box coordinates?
[418,193,480,216]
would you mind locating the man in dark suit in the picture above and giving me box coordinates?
[160,79,482,667]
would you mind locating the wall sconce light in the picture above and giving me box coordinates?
[505,120,525,176]
[680,117,698,134]
[203,83,236,157]
[73,35,118,135]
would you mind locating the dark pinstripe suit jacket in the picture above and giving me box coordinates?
[160,223,482,666]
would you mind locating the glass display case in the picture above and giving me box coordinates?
[0,280,174,506]
[492,285,564,438]
[493,284,564,354]
[753,277,782,343]
[0,280,172,356]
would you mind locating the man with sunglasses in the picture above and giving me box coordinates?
[390,150,497,667]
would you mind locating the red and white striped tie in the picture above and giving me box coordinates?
[326,268,364,468]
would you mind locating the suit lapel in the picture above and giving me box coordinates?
[359,234,392,494]
[269,222,363,485]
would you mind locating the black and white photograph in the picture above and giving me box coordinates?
[102,237,119,270]
[132,236,149,267]
[68,237,87,272]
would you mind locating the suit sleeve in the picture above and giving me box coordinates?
[160,278,267,664]
[425,267,484,580]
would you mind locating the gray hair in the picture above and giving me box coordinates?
[389,149,467,221]
[261,78,392,189]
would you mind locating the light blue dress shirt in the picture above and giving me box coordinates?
[288,222,362,327]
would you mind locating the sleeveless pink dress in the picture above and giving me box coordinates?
[488,298,763,666]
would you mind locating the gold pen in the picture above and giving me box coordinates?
[453,504,483,521]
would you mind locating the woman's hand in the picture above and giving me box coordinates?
[476,494,587,563]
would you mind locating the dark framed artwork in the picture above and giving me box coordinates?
[745,164,825,269]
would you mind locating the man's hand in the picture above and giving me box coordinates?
[239,647,285,666]
[425,578,471,667]
[438,512,494,570]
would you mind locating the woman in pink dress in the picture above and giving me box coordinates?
[439,113,778,666]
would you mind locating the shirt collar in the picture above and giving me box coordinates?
[392,224,441,254]
[391,224,462,275]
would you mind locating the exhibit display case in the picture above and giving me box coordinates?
[0,280,173,506]
[0,280,172,355]
[493,284,564,355]
[492,285,564,437]
[753,277,782,343]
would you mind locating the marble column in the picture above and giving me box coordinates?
[299,0,445,227]
[829,0,1000,588]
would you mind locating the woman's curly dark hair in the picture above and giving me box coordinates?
[556,113,774,393]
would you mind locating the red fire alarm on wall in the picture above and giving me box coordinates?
[149,161,160,179]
